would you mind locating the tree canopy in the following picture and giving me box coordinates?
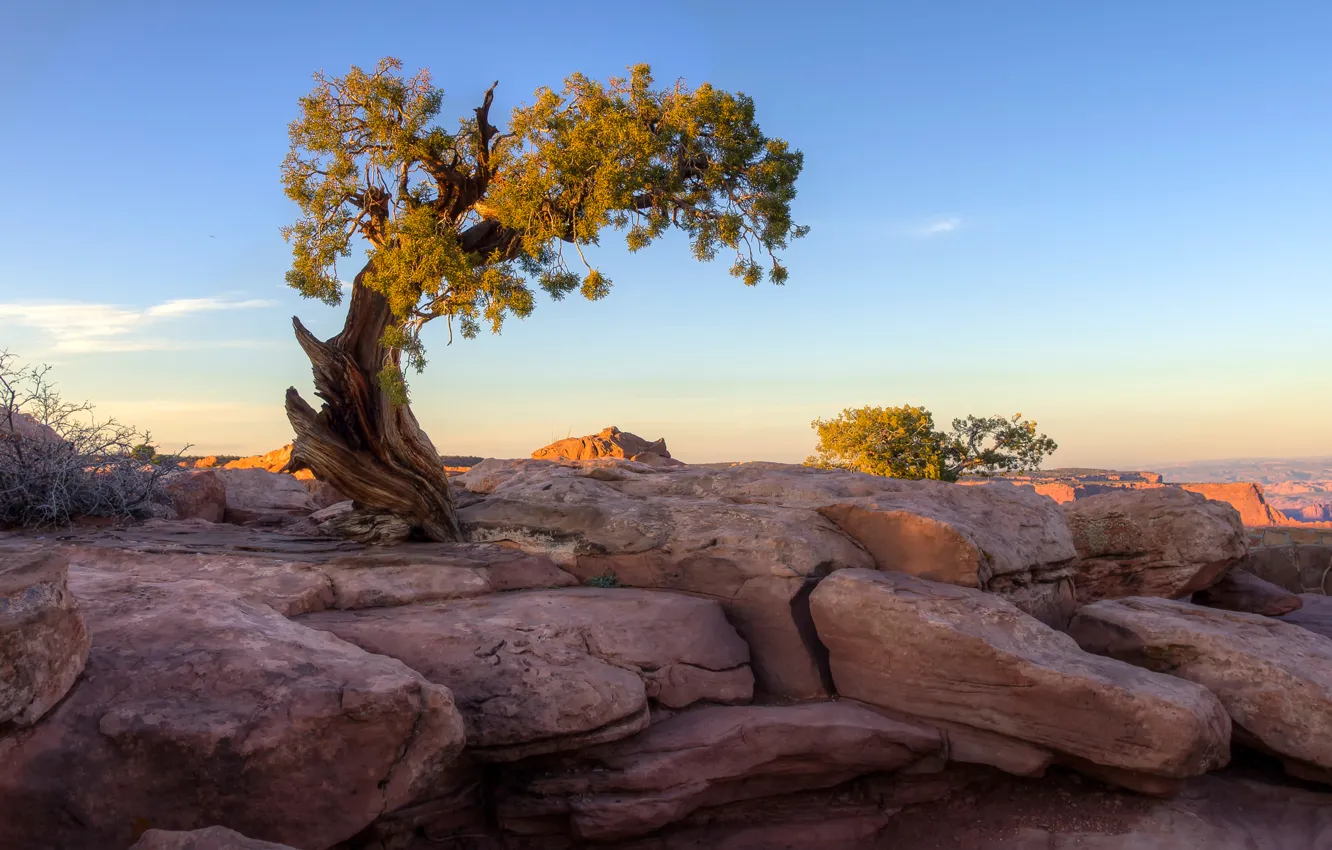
[282,58,807,396]
[806,405,1057,481]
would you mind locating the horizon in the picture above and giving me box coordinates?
[2,1,1329,468]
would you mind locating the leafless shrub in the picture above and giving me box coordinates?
[0,351,186,528]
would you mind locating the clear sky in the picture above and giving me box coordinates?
[1,1,1329,467]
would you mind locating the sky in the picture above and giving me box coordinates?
[1,0,1329,468]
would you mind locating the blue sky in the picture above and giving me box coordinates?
[1,1,1328,466]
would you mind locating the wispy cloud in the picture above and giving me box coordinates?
[912,216,963,238]
[144,297,274,318]
[0,296,276,353]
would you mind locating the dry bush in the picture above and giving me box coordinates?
[0,351,185,528]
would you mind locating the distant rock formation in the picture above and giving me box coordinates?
[532,426,682,467]
[991,469,1296,528]
[221,445,293,473]
[1178,482,1288,527]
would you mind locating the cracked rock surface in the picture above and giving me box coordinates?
[298,587,754,761]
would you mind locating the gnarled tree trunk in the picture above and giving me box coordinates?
[284,269,461,541]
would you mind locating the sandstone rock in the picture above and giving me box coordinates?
[810,569,1231,780]
[162,469,227,523]
[1063,488,1246,604]
[130,826,297,850]
[317,546,577,610]
[55,538,578,617]
[457,460,1080,693]
[222,444,294,472]
[1069,596,1332,783]
[611,462,1079,628]
[496,702,943,842]
[214,468,318,526]
[3,411,62,443]
[58,544,335,616]
[299,588,752,761]
[532,425,678,465]
[0,571,466,850]
[1179,482,1290,528]
[0,546,89,727]
[1281,594,1332,641]
[1192,569,1303,616]
[458,460,873,698]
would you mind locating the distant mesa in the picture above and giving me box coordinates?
[532,426,683,468]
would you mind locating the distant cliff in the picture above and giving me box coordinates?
[989,468,1296,528]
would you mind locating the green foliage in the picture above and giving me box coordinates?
[282,58,806,388]
[585,573,620,589]
[806,405,946,480]
[806,406,1057,481]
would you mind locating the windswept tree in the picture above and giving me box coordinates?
[281,58,806,540]
[807,405,1057,481]
[942,413,1058,479]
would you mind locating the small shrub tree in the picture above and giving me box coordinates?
[806,404,946,479]
[0,351,183,528]
[806,405,1056,481]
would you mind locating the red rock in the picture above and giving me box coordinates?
[496,702,943,842]
[1070,596,1332,784]
[299,588,753,761]
[1063,488,1247,604]
[810,569,1231,781]
[54,538,579,617]
[1179,482,1290,528]
[162,469,227,523]
[213,468,317,526]
[1192,569,1303,616]
[5,411,62,443]
[0,546,89,726]
[458,460,873,699]
[0,570,466,850]
[531,426,677,464]
[222,444,294,473]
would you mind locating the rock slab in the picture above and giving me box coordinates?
[1063,488,1246,604]
[162,470,227,523]
[1069,596,1332,781]
[810,569,1231,780]
[497,701,943,842]
[299,587,753,761]
[1192,569,1303,616]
